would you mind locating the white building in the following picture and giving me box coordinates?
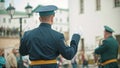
[53,9,69,32]
[69,0,120,60]
[0,0,34,37]
[0,0,34,50]
[0,1,69,46]
[53,8,69,41]
[69,0,120,47]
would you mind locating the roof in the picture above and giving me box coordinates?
[0,9,27,16]
[58,8,69,11]
[32,5,43,12]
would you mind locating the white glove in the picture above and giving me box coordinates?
[72,27,83,35]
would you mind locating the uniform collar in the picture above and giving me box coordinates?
[109,36,113,38]
[105,36,113,40]
[107,36,113,39]
[39,23,51,28]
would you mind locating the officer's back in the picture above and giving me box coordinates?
[19,5,80,68]
[24,23,67,60]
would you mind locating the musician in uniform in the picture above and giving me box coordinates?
[19,5,81,68]
[94,26,119,68]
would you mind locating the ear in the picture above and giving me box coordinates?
[39,17,42,21]
[50,15,54,22]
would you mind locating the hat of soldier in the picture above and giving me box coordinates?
[33,5,58,16]
[104,25,114,33]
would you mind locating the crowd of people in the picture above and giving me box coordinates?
[0,48,29,68]
[0,27,19,37]
[0,48,90,68]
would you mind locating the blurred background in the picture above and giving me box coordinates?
[0,0,120,68]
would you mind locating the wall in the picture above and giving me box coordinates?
[69,0,120,48]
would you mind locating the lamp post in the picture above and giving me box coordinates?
[6,3,32,68]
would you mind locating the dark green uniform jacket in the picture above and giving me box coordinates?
[19,23,80,68]
[95,36,119,68]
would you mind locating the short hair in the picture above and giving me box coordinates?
[40,15,54,21]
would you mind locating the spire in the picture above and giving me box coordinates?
[10,0,14,6]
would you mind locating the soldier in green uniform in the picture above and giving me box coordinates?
[19,5,81,68]
[94,26,119,68]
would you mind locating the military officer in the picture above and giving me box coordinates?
[94,26,119,68]
[19,5,81,68]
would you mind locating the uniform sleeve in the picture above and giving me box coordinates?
[19,32,29,56]
[57,34,80,60]
[95,40,109,54]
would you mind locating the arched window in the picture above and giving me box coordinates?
[80,0,84,14]
[115,0,120,7]
[3,18,6,23]
[96,0,101,11]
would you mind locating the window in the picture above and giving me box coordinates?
[60,18,62,22]
[3,18,6,23]
[9,19,11,23]
[115,0,120,7]
[96,0,101,11]
[24,19,26,24]
[80,0,84,13]
[81,38,85,51]
[67,16,69,22]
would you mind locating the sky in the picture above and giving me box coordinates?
[5,0,69,11]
